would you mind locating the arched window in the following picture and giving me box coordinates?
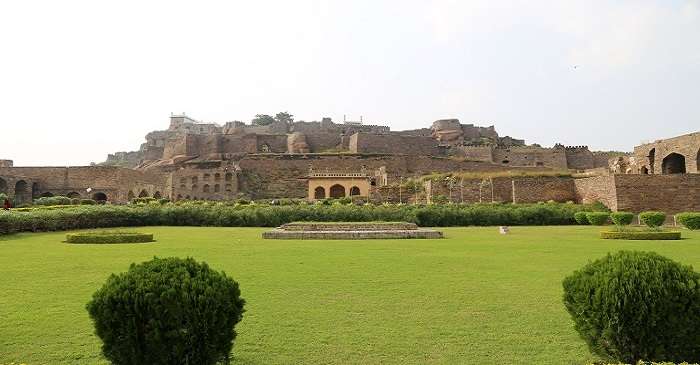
[192,184,198,191]
[138,190,149,198]
[314,186,326,199]
[127,191,135,200]
[153,191,162,199]
[203,173,210,181]
[14,180,29,205]
[180,184,186,189]
[260,144,270,152]
[214,173,221,181]
[203,184,210,193]
[349,186,361,196]
[225,173,233,181]
[177,194,183,200]
[32,182,40,198]
[640,166,649,175]
[180,177,186,184]
[662,153,686,174]
[191,176,198,184]
[329,184,346,198]
[225,184,232,192]
[648,148,656,174]
[214,184,220,192]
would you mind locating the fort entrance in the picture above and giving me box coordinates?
[662,153,686,174]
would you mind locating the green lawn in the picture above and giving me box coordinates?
[1,226,699,365]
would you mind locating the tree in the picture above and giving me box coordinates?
[251,114,275,126]
[274,111,294,124]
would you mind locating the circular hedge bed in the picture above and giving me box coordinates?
[600,231,681,240]
[66,231,154,244]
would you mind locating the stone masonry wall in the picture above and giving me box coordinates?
[614,174,700,214]
[573,176,617,210]
[511,177,576,203]
[349,133,442,156]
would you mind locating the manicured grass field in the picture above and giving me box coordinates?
[1,226,699,364]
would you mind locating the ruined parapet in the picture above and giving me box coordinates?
[0,159,13,168]
[287,132,310,154]
[431,119,464,144]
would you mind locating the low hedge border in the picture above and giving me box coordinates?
[600,231,681,240]
[66,231,154,244]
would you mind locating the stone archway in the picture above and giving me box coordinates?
[138,189,149,198]
[314,186,326,199]
[329,184,346,198]
[92,192,108,202]
[640,166,649,174]
[0,177,7,195]
[349,186,361,196]
[648,148,656,174]
[32,182,40,198]
[662,153,686,174]
[14,180,29,205]
[67,192,81,198]
[127,191,135,201]
[153,191,162,199]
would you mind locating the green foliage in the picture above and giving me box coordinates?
[33,196,73,206]
[251,114,275,126]
[677,213,700,230]
[640,211,666,228]
[0,202,604,235]
[80,199,96,205]
[610,212,634,226]
[574,211,590,225]
[66,231,154,244]
[563,251,700,363]
[86,257,245,365]
[274,111,294,124]
[586,212,610,225]
[600,231,681,240]
[131,197,157,204]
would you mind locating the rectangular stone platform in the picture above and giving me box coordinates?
[262,228,443,240]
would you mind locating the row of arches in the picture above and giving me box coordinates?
[314,184,361,199]
[180,173,234,185]
[127,190,162,200]
[642,149,700,174]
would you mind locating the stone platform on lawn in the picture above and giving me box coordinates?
[263,222,443,240]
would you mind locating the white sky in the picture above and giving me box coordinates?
[1,0,699,166]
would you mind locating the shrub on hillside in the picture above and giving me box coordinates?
[86,257,245,365]
[640,211,666,229]
[562,251,700,363]
[574,211,589,225]
[80,199,96,205]
[610,212,634,227]
[586,212,610,225]
[677,212,700,230]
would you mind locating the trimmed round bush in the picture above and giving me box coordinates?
[80,199,96,205]
[639,211,666,228]
[574,211,589,225]
[66,231,154,244]
[610,212,634,226]
[562,251,700,363]
[586,212,610,226]
[86,257,245,365]
[677,212,700,230]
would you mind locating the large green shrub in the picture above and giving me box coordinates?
[586,212,610,225]
[562,251,700,363]
[676,213,700,230]
[86,257,245,365]
[80,199,96,205]
[34,196,73,206]
[574,211,589,225]
[639,211,666,228]
[610,212,634,227]
[66,231,153,244]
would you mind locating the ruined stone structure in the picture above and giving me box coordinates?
[1,114,698,214]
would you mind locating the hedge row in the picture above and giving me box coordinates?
[0,202,602,234]
[600,231,682,240]
[66,231,154,244]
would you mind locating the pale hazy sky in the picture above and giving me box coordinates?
[1,0,699,166]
